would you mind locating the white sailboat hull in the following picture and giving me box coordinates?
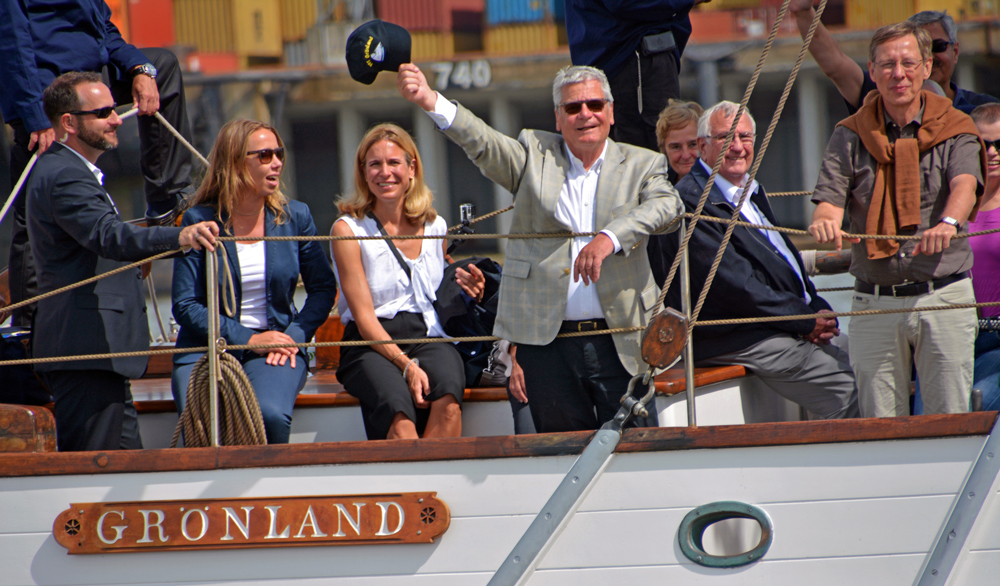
[3,415,998,586]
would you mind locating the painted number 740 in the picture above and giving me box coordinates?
[430,60,492,91]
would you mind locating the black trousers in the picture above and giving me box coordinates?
[7,47,193,327]
[39,369,143,452]
[516,334,654,433]
[608,49,681,152]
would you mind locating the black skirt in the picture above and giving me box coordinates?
[337,312,464,439]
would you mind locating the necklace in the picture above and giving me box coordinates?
[233,207,263,217]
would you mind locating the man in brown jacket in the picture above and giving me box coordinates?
[809,22,986,417]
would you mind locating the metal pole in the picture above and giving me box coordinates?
[681,220,697,427]
[206,249,221,447]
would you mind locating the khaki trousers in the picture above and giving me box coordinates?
[849,278,977,417]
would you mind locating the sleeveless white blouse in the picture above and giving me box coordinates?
[332,214,448,338]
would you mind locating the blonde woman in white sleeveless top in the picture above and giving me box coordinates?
[331,123,485,440]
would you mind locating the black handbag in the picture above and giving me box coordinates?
[434,257,505,387]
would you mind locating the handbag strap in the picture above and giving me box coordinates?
[367,212,411,280]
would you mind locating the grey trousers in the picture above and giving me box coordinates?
[700,334,860,419]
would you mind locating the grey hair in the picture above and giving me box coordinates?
[971,103,1000,125]
[697,101,757,138]
[908,10,957,43]
[551,65,613,108]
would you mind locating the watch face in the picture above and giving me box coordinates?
[135,63,157,78]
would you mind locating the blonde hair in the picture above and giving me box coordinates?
[339,123,436,226]
[187,119,288,232]
[655,99,704,154]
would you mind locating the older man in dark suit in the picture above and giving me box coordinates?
[26,72,217,451]
[653,101,859,419]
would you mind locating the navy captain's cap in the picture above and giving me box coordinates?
[346,20,412,85]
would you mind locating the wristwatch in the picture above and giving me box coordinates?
[130,63,158,80]
[939,216,961,230]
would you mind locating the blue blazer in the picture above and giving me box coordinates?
[171,201,338,356]
[26,143,182,378]
[0,0,149,132]
[649,161,831,362]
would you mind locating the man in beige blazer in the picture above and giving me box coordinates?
[398,63,683,432]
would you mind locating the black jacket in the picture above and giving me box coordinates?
[26,143,181,377]
[647,161,830,362]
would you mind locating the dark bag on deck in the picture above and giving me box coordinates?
[434,257,507,387]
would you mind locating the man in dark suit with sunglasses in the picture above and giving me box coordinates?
[0,0,196,330]
[26,72,217,451]
[790,4,997,115]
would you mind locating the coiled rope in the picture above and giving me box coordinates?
[170,352,267,447]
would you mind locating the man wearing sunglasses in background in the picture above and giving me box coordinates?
[25,73,218,451]
[0,0,196,331]
[790,4,997,115]
[398,63,683,433]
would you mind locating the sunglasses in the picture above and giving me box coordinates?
[67,105,117,119]
[559,99,609,115]
[247,147,285,164]
[931,39,954,53]
[984,139,1000,152]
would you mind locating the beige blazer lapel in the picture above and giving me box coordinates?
[537,141,570,229]
[594,140,626,229]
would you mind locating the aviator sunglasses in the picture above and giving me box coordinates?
[247,147,285,164]
[983,139,1000,152]
[67,104,117,119]
[931,39,954,53]
[559,99,609,115]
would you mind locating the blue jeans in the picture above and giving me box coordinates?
[914,330,1000,414]
[172,349,308,444]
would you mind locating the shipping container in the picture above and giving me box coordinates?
[689,9,737,43]
[696,0,761,10]
[233,0,283,56]
[377,0,484,31]
[175,0,235,53]
[281,0,317,42]
[486,0,558,25]
[106,0,131,43]
[966,0,1000,17]
[411,30,456,60]
[846,0,965,29]
[306,20,358,66]
[128,0,176,48]
[284,39,311,66]
[185,51,240,73]
[484,21,560,54]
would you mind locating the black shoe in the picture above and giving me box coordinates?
[145,194,188,227]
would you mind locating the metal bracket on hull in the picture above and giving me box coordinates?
[914,413,1000,586]
[488,372,656,586]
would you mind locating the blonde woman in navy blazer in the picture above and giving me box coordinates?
[171,119,337,443]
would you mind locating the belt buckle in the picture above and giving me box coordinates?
[889,283,906,297]
[578,320,597,332]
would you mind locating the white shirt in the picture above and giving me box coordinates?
[701,160,811,304]
[235,240,268,329]
[64,143,119,215]
[427,93,623,320]
[332,215,448,338]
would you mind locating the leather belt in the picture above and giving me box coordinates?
[854,272,968,297]
[559,319,608,334]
